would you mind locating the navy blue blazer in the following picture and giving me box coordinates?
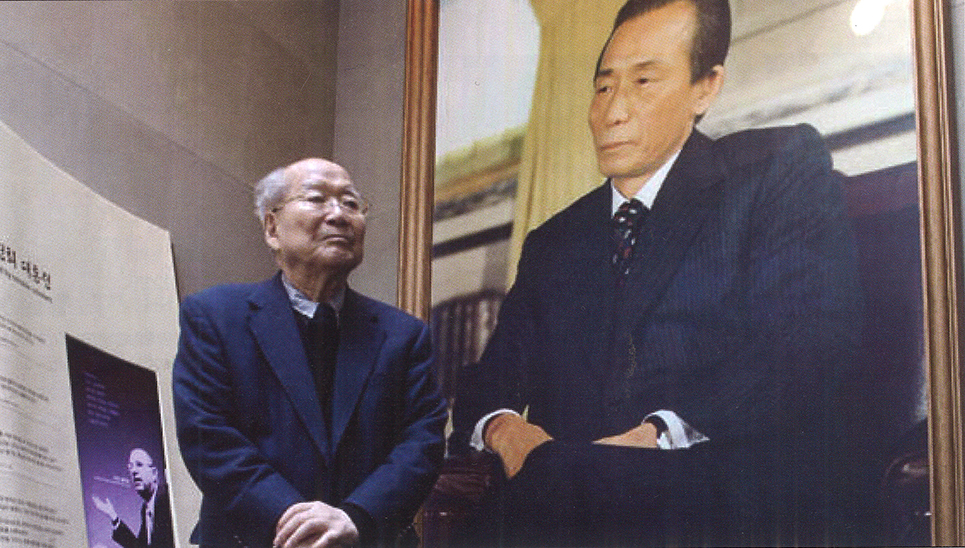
[452,125,861,539]
[173,273,447,547]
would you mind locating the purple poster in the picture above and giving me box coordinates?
[66,335,174,548]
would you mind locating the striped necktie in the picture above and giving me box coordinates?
[611,198,648,284]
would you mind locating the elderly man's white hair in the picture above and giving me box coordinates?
[253,166,290,223]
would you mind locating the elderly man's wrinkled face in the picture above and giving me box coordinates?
[264,159,366,277]
[128,448,158,498]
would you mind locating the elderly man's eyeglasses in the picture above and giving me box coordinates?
[272,192,370,216]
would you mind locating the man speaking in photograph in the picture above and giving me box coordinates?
[92,448,174,548]
[173,158,447,547]
[451,0,861,545]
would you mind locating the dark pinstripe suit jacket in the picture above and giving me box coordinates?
[452,125,862,542]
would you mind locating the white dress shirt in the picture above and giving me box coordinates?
[281,274,345,320]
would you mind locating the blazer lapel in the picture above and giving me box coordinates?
[583,183,617,293]
[248,274,330,459]
[579,184,620,374]
[618,131,724,326]
[331,289,385,452]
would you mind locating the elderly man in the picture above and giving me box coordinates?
[451,0,861,545]
[174,158,447,548]
[92,448,174,548]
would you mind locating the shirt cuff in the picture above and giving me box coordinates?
[645,410,709,449]
[470,409,520,451]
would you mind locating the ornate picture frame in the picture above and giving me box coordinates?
[398,0,961,543]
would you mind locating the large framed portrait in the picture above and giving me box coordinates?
[398,0,960,544]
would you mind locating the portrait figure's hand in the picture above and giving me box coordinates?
[484,413,553,479]
[91,495,118,522]
[594,422,659,448]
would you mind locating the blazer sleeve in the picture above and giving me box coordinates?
[172,295,304,543]
[341,320,447,539]
[663,126,863,444]
[450,235,540,453]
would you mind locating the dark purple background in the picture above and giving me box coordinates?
[66,335,172,548]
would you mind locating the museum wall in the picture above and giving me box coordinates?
[332,0,407,305]
[0,1,340,299]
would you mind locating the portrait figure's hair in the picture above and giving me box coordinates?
[596,0,732,82]
[253,166,290,222]
[128,447,154,465]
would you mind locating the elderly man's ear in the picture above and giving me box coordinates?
[263,213,281,252]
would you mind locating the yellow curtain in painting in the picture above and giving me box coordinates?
[509,0,625,282]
